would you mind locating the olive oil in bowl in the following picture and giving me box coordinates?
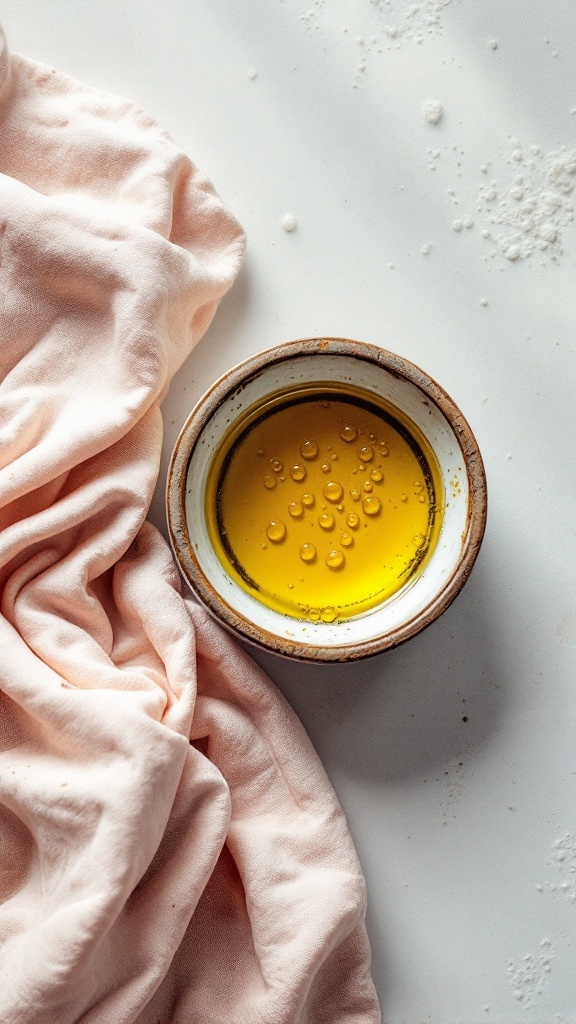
[205,382,443,624]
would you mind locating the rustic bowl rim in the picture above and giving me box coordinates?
[166,338,487,663]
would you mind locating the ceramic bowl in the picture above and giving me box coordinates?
[167,338,487,662]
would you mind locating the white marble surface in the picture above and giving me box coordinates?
[3,1,576,1020]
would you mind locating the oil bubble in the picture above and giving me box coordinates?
[413,534,426,548]
[347,512,360,529]
[321,607,337,623]
[331,454,338,461]
[257,449,265,457]
[400,493,408,503]
[371,469,383,482]
[326,550,345,569]
[380,444,389,457]
[320,460,331,473]
[266,520,286,542]
[337,503,344,512]
[271,459,283,473]
[319,513,335,530]
[370,433,377,442]
[358,446,374,463]
[289,501,304,518]
[301,440,318,460]
[299,543,316,563]
[302,493,315,508]
[308,608,320,622]
[290,464,307,482]
[341,533,354,548]
[418,494,426,503]
[263,475,276,490]
[363,481,373,493]
[340,424,358,442]
[323,481,343,503]
[350,488,361,501]
[362,496,381,516]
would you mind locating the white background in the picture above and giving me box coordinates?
[3,2,576,1021]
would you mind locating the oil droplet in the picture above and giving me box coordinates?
[320,460,331,473]
[288,501,304,518]
[347,512,360,529]
[340,424,358,442]
[331,454,338,461]
[327,446,332,452]
[414,480,423,491]
[350,488,361,501]
[321,607,337,623]
[287,582,294,589]
[326,550,345,569]
[290,464,307,482]
[323,481,343,503]
[358,464,366,473]
[261,543,267,550]
[301,440,318,460]
[401,493,408,503]
[337,503,344,512]
[362,496,381,516]
[319,513,335,530]
[413,534,426,548]
[370,433,377,442]
[380,446,389,457]
[371,468,383,482]
[363,481,373,493]
[302,493,315,508]
[308,608,320,622]
[257,448,264,457]
[263,475,276,490]
[418,494,426,503]
[299,543,316,563]
[266,520,286,542]
[341,533,354,547]
[271,459,283,473]
[358,445,374,462]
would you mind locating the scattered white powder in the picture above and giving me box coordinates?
[506,940,554,1009]
[300,0,452,87]
[488,38,498,50]
[247,68,258,80]
[452,219,463,231]
[372,0,452,47]
[423,99,443,124]
[420,242,432,254]
[546,833,576,902]
[281,213,297,232]
[477,139,576,262]
[480,297,488,306]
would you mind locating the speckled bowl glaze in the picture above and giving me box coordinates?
[167,339,487,662]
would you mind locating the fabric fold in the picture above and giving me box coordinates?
[0,24,380,1023]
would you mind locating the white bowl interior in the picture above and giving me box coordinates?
[185,353,470,649]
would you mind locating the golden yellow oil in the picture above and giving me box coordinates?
[205,383,443,623]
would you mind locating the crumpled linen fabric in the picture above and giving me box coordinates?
[0,25,380,1024]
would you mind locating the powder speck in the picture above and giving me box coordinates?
[420,242,432,254]
[281,213,297,233]
[452,219,463,232]
[488,38,498,50]
[423,99,443,124]
[247,68,258,80]
[480,297,488,306]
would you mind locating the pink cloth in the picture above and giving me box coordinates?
[0,25,380,1024]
